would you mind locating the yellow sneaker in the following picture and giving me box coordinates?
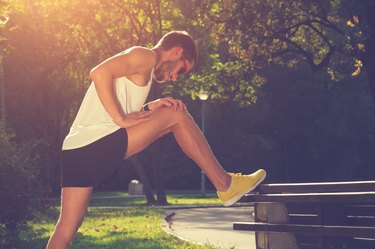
[217,169,266,207]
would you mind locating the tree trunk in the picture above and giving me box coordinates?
[365,63,375,114]
[152,142,168,205]
[5,222,19,248]
[148,82,168,205]
[130,156,156,205]
[363,4,375,114]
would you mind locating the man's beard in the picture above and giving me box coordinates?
[153,61,173,83]
[153,67,165,83]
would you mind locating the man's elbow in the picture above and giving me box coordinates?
[90,67,110,83]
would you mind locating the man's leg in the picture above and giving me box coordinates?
[125,106,266,200]
[126,106,231,191]
[46,187,93,249]
[125,106,266,206]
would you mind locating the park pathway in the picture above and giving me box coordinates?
[161,206,256,249]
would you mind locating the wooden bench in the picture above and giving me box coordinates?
[233,181,375,249]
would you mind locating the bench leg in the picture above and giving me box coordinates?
[255,203,299,249]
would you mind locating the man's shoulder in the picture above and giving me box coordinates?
[120,46,156,70]
[123,46,155,59]
[113,47,155,77]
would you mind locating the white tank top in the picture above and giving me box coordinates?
[62,73,153,150]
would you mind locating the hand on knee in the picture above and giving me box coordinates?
[148,97,187,112]
[158,105,191,122]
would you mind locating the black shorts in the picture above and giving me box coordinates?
[61,128,128,187]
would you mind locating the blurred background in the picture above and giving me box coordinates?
[0,0,374,200]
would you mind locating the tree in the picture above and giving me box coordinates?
[176,0,375,111]
[3,0,188,203]
[0,122,44,248]
[3,0,162,184]
[4,0,372,202]
[0,0,8,123]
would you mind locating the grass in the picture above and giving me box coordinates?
[18,192,221,249]
[89,193,221,207]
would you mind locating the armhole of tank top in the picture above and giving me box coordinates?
[122,80,128,115]
[148,68,154,86]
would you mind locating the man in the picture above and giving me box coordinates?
[46,31,266,249]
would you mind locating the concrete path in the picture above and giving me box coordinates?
[161,206,256,249]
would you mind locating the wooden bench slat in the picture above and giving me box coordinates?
[257,181,375,194]
[346,205,375,216]
[295,234,321,246]
[290,215,321,225]
[233,181,375,249]
[286,203,320,214]
[348,217,375,226]
[241,192,375,203]
[233,222,375,238]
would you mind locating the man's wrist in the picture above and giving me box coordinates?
[143,103,151,111]
[114,115,126,127]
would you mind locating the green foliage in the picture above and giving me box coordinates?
[2,0,375,196]
[205,64,375,182]
[88,193,220,207]
[175,0,375,107]
[3,0,173,189]
[21,207,216,249]
[0,122,43,248]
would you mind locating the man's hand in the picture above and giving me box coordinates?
[147,97,187,112]
[114,111,152,128]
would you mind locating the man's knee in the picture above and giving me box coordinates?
[158,106,192,123]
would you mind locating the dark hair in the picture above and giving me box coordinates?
[156,31,198,64]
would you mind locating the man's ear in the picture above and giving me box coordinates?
[173,46,184,58]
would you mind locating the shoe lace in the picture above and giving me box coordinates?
[229,172,248,180]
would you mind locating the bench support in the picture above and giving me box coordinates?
[255,202,298,249]
[233,181,375,249]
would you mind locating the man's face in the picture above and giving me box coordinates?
[153,53,194,83]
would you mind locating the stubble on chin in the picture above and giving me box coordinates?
[154,61,170,83]
[153,74,165,83]
[154,60,176,83]
[153,69,165,83]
